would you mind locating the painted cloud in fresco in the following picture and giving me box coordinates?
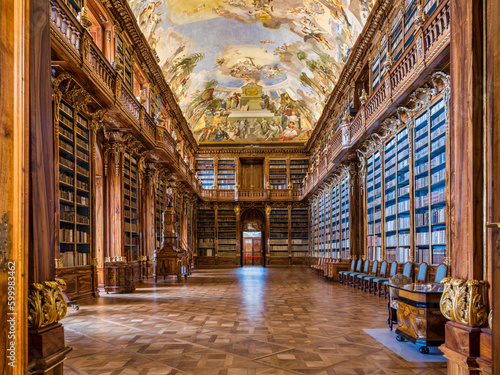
[128,0,373,143]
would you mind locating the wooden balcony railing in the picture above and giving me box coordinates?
[301,0,450,199]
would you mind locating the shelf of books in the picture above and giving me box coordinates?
[424,0,442,16]
[268,159,288,189]
[57,101,92,268]
[291,207,309,257]
[331,184,341,259]
[289,158,309,188]
[217,158,236,190]
[324,190,331,258]
[269,207,289,257]
[340,177,350,259]
[384,127,412,263]
[124,152,139,261]
[318,194,325,258]
[196,157,215,189]
[414,97,447,264]
[116,35,133,90]
[155,177,167,249]
[312,201,319,256]
[366,151,382,261]
[196,207,215,256]
[187,202,193,251]
[217,208,237,257]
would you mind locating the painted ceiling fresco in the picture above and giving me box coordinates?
[128,0,373,143]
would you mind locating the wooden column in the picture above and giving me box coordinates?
[27,0,71,372]
[235,205,241,261]
[350,165,364,261]
[439,0,487,374]
[141,163,156,277]
[0,0,30,372]
[487,0,500,371]
[104,137,124,260]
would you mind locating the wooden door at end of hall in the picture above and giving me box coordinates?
[243,238,262,266]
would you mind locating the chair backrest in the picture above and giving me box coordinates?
[370,260,378,275]
[403,262,412,278]
[355,259,362,272]
[363,260,370,273]
[379,261,388,277]
[416,263,428,283]
[389,262,398,277]
[350,259,356,271]
[434,263,448,283]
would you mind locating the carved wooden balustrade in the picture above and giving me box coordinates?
[301,0,450,199]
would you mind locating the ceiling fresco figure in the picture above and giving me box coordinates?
[128,0,373,143]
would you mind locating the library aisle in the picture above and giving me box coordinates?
[62,268,446,375]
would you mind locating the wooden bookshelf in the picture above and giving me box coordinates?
[289,158,309,188]
[116,34,133,90]
[155,176,167,249]
[217,208,237,257]
[123,152,139,261]
[318,194,325,258]
[366,150,382,261]
[196,207,215,256]
[414,97,447,264]
[268,159,287,189]
[291,207,309,257]
[217,158,236,190]
[331,184,341,259]
[324,189,331,258]
[269,207,289,257]
[340,177,350,259]
[57,101,92,268]
[196,157,215,189]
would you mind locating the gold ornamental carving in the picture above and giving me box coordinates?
[0,212,12,272]
[28,279,68,330]
[440,278,489,327]
[488,310,492,329]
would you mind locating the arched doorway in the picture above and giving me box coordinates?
[240,208,265,266]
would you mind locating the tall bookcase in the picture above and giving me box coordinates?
[366,151,382,261]
[340,177,350,259]
[155,177,167,249]
[116,35,133,91]
[324,190,331,258]
[196,157,215,189]
[384,127,411,263]
[57,101,92,268]
[313,201,319,256]
[289,158,309,188]
[196,207,215,256]
[291,207,309,257]
[217,158,236,190]
[217,208,237,257]
[268,159,287,189]
[318,195,325,257]
[331,184,341,259]
[414,97,447,264]
[123,152,139,261]
[269,207,289,257]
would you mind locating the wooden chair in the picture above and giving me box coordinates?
[387,274,412,331]
[364,260,387,294]
[342,259,362,285]
[377,261,398,297]
[434,263,448,283]
[415,262,428,283]
[339,259,356,284]
[357,260,378,291]
[351,260,370,288]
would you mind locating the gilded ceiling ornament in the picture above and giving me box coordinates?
[440,277,489,327]
[28,279,68,329]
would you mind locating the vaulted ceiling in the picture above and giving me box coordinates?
[128,0,372,145]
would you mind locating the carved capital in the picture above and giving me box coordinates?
[440,278,489,327]
[28,279,68,329]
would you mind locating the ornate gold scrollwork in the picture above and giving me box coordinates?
[440,278,489,327]
[28,279,68,329]
[488,310,492,329]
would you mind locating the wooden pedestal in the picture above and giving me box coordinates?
[103,262,136,293]
[155,253,188,282]
[27,323,72,374]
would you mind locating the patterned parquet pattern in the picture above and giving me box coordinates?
[63,267,447,375]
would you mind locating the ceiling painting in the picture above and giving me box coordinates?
[128,0,373,144]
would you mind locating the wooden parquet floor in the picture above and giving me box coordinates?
[63,267,448,375]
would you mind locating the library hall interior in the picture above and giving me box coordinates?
[1,0,499,374]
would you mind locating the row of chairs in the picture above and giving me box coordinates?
[338,259,448,297]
